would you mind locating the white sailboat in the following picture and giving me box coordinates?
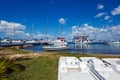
[43,37,69,51]
[43,19,69,51]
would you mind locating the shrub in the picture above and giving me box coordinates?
[0,57,25,80]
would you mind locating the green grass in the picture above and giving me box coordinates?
[10,48,30,54]
[9,56,59,80]
[0,47,30,54]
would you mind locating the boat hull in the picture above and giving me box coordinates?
[43,46,69,51]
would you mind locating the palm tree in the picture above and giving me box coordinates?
[0,57,25,80]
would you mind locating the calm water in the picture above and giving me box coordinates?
[23,42,120,55]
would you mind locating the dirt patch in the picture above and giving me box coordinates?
[7,53,42,60]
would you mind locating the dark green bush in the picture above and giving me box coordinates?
[0,57,25,80]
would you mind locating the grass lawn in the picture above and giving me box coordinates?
[1,48,119,80]
[9,56,59,80]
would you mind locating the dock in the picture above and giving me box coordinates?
[0,41,41,48]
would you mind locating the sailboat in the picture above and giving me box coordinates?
[43,37,69,51]
[42,20,69,51]
[25,24,40,45]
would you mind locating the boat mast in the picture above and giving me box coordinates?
[77,21,80,36]
[45,18,48,41]
[31,24,33,40]
[54,23,61,39]
[4,22,7,39]
[13,26,16,40]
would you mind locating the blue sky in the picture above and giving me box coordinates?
[0,0,120,40]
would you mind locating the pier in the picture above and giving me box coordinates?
[0,41,41,49]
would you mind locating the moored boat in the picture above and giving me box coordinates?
[43,37,69,51]
[43,45,69,51]
[0,39,11,44]
[73,36,92,45]
[11,39,23,44]
[107,41,120,44]
[25,39,40,44]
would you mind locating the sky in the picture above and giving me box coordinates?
[0,0,120,41]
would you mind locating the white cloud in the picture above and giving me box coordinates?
[32,33,53,40]
[0,20,26,38]
[111,5,120,15]
[71,24,120,41]
[58,18,66,24]
[5,30,25,36]
[97,4,104,10]
[0,20,25,30]
[71,26,79,35]
[95,12,105,18]
[71,24,98,39]
[110,25,120,34]
[0,20,54,40]
[104,16,110,20]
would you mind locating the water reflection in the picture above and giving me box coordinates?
[72,44,120,54]
[23,43,120,55]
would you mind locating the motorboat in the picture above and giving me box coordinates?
[108,41,120,45]
[43,37,69,51]
[43,45,69,51]
[11,40,23,44]
[73,36,92,45]
[0,39,11,44]
[25,39,40,44]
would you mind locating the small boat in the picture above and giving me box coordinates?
[0,39,11,44]
[73,36,92,45]
[43,37,69,51]
[43,45,69,51]
[25,39,40,44]
[108,41,120,44]
[11,40,23,44]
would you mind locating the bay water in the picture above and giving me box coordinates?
[23,42,120,55]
